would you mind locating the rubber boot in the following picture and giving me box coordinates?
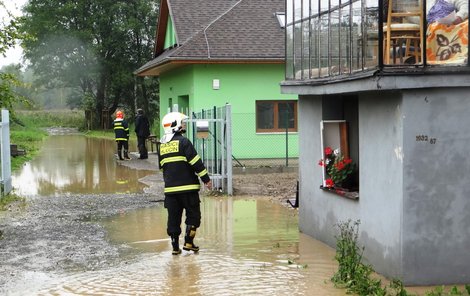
[171,235,181,255]
[183,225,199,252]
[117,149,124,160]
[124,150,131,160]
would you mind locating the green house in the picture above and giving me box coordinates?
[136,0,298,163]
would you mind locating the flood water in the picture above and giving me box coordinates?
[12,134,153,196]
[35,198,345,295]
[8,134,437,295]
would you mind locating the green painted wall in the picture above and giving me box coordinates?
[163,16,176,49]
[160,65,194,114]
[159,64,299,159]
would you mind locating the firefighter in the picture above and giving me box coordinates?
[157,112,212,255]
[112,110,131,160]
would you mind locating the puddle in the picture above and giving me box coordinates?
[12,135,153,196]
[20,197,345,296]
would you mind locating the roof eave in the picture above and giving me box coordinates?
[136,57,285,76]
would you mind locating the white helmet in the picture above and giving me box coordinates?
[160,112,188,143]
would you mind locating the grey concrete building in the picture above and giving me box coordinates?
[281,0,470,285]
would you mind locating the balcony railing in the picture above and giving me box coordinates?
[285,0,470,80]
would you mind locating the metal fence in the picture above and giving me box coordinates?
[0,109,12,197]
[230,112,299,168]
[175,103,298,196]
[186,105,233,195]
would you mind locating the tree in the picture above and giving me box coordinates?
[0,1,28,116]
[20,0,159,128]
[0,1,21,56]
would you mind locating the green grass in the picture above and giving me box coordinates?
[83,129,116,140]
[83,123,136,141]
[10,128,48,172]
[15,109,85,129]
[0,193,25,211]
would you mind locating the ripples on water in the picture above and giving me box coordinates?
[18,198,344,296]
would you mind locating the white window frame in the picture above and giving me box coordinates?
[320,120,348,187]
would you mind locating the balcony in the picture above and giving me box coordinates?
[285,0,470,82]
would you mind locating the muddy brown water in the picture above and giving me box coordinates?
[7,134,442,295]
[12,134,152,196]
[32,198,345,295]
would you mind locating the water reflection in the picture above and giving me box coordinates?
[12,135,154,196]
[34,197,345,295]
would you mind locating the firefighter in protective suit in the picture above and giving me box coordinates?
[157,112,212,255]
[113,111,131,160]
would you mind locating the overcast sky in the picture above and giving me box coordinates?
[0,0,28,68]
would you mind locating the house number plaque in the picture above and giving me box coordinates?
[416,135,437,144]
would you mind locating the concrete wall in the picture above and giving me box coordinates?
[402,89,470,285]
[359,92,403,279]
[298,93,403,279]
[289,72,470,285]
[299,87,470,285]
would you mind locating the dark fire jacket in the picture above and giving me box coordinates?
[157,133,210,195]
[113,119,129,141]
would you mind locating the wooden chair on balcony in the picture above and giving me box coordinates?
[383,0,423,64]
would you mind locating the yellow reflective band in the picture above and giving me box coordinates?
[197,169,208,177]
[114,126,125,130]
[116,138,128,141]
[189,155,201,165]
[160,156,187,166]
[164,184,200,193]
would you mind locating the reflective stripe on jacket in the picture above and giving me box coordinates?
[157,133,210,195]
[113,119,129,141]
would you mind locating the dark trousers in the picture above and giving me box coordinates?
[137,136,148,158]
[164,191,201,237]
[117,140,128,152]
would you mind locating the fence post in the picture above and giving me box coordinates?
[285,108,289,167]
[1,109,12,196]
[213,106,217,170]
[226,104,233,195]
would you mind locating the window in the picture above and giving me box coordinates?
[256,100,298,133]
[319,96,359,199]
[285,0,469,80]
[320,120,350,185]
[275,12,285,28]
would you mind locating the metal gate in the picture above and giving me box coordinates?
[185,104,232,195]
